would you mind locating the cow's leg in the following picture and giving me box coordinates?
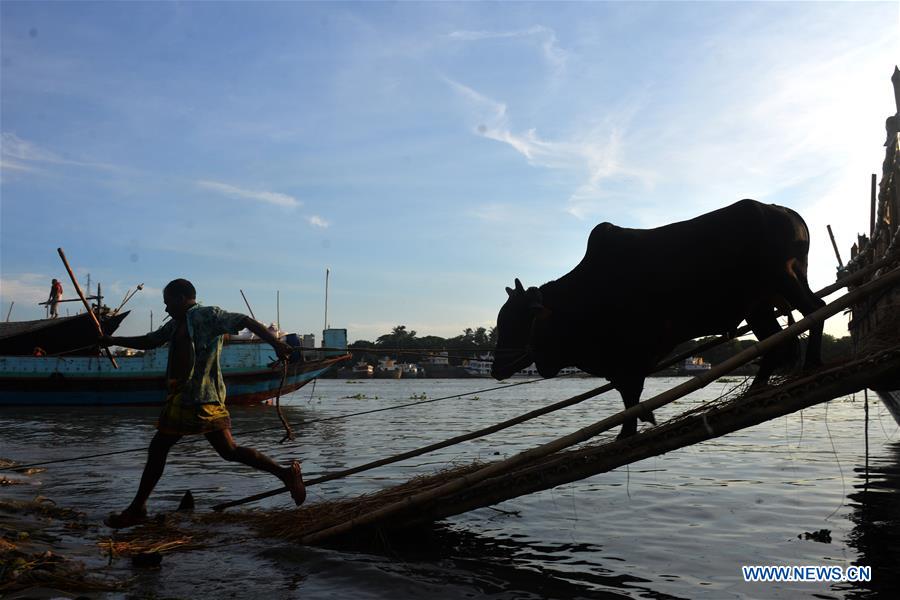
[615,377,649,440]
[776,272,826,370]
[746,305,795,388]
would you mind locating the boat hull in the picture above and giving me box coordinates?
[0,348,351,406]
[0,311,130,356]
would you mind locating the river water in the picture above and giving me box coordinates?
[1,377,899,599]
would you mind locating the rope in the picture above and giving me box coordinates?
[274,360,294,444]
[213,378,615,511]
[0,376,555,472]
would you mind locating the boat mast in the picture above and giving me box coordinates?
[324,268,330,333]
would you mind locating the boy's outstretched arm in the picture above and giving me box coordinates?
[241,317,293,360]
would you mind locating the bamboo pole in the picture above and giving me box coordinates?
[300,265,900,545]
[871,174,877,237]
[827,224,843,268]
[212,382,618,511]
[57,248,118,369]
[5,301,13,322]
[400,345,900,529]
[239,289,257,321]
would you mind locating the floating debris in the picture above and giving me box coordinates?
[800,529,832,543]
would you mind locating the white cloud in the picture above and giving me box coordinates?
[446,25,567,72]
[446,78,651,218]
[195,179,301,208]
[307,215,329,228]
[0,132,126,172]
[0,158,37,173]
[0,273,52,317]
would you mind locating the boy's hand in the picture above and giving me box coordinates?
[272,340,294,361]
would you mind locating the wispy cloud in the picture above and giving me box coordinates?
[307,215,329,228]
[0,273,51,305]
[446,25,567,72]
[446,78,650,219]
[195,179,301,208]
[0,132,126,172]
[0,158,37,173]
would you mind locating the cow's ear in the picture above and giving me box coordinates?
[514,278,525,293]
[505,287,514,297]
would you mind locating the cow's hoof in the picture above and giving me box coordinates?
[616,427,637,441]
[639,411,656,425]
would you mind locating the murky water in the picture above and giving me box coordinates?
[2,377,899,599]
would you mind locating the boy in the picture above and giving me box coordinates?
[100,278,305,528]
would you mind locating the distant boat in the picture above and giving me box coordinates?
[679,356,712,376]
[336,359,374,379]
[420,352,467,378]
[0,310,130,356]
[463,353,585,377]
[0,338,351,407]
[462,354,493,377]
[375,356,402,379]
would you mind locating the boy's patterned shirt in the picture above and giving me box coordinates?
[146,305,247,405]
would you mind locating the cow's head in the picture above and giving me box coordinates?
[491,278,556,380]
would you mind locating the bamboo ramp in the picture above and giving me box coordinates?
[223,262,900,547]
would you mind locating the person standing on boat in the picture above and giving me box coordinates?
[99,278,307,528]
[47,278,63,318]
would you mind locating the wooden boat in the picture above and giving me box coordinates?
[843,66,900,424]
[0,340,351,406]
[0,310,129,356]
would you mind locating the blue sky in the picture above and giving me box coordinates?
[1,1,897,341]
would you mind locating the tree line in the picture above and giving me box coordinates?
[348,324,497,365]
[349,324,854,371]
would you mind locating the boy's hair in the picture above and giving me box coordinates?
[164,278,197,299]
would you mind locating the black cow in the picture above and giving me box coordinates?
[491,199,825,438]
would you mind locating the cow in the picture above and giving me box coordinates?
[491,199,825,438]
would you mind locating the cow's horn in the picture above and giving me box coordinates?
[514,278,525,293]
[505,287,514,297]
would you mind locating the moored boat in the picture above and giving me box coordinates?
[679,356,712,375]
[0,339,351,406]
[0,310,130,356]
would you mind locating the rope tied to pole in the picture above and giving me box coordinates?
[275,359,294,444]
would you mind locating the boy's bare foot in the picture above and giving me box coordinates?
[286,460,306,506]
[104,507,148,529]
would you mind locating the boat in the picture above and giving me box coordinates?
[400,362,420,378]
[336,359,374,379]
[462,354,493,377]
[462,353,585,377]
[375,356,402,379]
[679,356,712,375]
[0,310,130,356]
[420,352,468,378]
[0,326,352,406]
[843,66,900,424]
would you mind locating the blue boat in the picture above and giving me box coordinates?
[0,335,351,406]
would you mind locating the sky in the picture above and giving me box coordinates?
[1,1,898,343]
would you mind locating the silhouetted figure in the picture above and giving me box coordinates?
[99,278,307,528]
[47,278,62,318]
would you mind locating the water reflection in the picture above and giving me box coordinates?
[839,441,900,599]
[308,523,679,600]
